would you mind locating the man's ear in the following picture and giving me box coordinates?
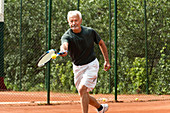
[80,19,82,24]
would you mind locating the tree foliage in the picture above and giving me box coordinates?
[3,0,169,94]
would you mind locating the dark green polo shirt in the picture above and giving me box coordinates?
[61,26,101,65]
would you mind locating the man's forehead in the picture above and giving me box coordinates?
[69,14,80,20]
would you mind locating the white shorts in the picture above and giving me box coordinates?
[73,58,99,92]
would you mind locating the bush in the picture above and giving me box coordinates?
[150,45,170,94]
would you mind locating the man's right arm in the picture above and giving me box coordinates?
[60,42,69,57]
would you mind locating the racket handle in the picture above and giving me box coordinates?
[57,51,68,55]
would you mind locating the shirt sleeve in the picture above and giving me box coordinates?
[93,30,101,44]
[61,34,69,44]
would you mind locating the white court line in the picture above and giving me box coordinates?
[0,101,80,105]
[0,102,31,104]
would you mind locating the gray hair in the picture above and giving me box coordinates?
[67,10,82,20]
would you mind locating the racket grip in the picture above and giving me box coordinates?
[57,51,68,55]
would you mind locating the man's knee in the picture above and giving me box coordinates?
[78,85,88,96]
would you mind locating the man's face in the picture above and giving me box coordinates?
[68,14,82,33]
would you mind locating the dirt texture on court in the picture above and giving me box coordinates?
[0,100,170,113]
[0,91,170,113]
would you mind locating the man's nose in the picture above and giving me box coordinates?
[73,21,75,24]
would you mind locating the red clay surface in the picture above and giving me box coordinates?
[0,100,170,113]
[0,91,170,113]
[0,91,169,103]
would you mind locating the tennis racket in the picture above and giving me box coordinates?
[37,49,65,67]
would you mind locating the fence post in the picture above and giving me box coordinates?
[45,0,48,90]
[0,0,6,90]
[47,0,52,105]
[144,0,149,94]
[77,0,80,11]
[109,0,112,93]
[19,0,23,91]
[0,22,6,90]
[114,0,118,101]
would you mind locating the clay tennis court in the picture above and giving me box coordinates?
[0,91,170,113]
[0,100,170,113]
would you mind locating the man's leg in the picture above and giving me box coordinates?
[88,95,100,109]
[89,94,109,113]
[79,85,89,113]
[79,85,103,113]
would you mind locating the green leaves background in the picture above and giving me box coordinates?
[3,0,169,94]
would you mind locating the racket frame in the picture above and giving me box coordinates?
[37,49,65,67]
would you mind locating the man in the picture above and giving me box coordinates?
[59,10,111,113]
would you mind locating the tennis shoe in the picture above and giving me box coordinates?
[98,104,109,113]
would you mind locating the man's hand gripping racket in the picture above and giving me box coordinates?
[37,49,67,67]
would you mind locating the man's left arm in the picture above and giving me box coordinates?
[98,39,111,71]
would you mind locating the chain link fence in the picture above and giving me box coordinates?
[0,0,169,105]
